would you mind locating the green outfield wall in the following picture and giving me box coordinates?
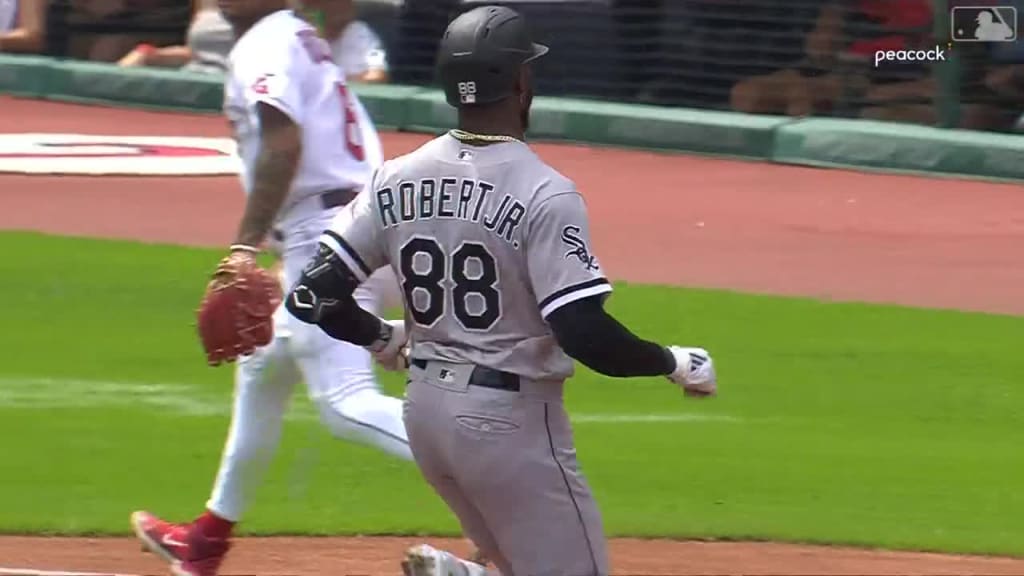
[2,55,1022,181]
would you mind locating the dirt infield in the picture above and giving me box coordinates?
[4,536,1024,576]
[1,96,1022,575]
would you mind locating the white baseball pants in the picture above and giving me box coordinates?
[207,207,409,522]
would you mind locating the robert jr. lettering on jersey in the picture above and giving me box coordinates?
[375,177,526,248]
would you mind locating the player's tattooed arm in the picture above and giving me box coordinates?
[233,103,302,247]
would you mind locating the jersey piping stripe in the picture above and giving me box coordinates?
[320,230,372,281]
[338,412,410,448]
[539,278,612,319]
[544,402,601,575]
[319,232,367,282]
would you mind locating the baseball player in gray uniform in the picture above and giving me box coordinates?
[285,6,719,576]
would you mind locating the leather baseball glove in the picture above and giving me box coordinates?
[196,250,283,366]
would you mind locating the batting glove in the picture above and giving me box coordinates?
[369,319,409,371]
[667,346,717,397]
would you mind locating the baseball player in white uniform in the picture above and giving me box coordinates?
[129,2,408,575]
[285,6,719,576]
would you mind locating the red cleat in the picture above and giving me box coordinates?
[130,510,230,576]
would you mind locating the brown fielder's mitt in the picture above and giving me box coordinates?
[196,251,282,366]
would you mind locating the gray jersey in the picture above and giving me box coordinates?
[322,132,612,381]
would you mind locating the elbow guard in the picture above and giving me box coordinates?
[285,243,361,325]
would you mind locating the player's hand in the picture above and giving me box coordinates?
[377,345,411,372]
[666,346,717,397]
[210,248,258,288]
[371,319,409,371]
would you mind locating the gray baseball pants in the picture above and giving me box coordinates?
[403,359,610,576]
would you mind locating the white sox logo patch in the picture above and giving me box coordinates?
[0,134,241,176]
[560,225,599,271]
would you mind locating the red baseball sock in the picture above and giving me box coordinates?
[195,510,235,539]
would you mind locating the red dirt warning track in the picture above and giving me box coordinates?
[2,97,1022,315]
[1,97,1022,575]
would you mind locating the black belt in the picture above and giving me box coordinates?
[411,358,521,392]
[320,187,359,209]
[271,188,359,242]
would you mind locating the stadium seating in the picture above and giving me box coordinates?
[456,0,622,99]
[646,0,827,108]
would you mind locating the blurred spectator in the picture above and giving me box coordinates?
[65,0,189,62]
[638,1,829,109]
[117,0,232,74]
[861,36,1024,130]
[294,0,389,83]
[613,0,663,100]
[985,65,1024,99]
[729,0,933,117]
[0,0,47,53]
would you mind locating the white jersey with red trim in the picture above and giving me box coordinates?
[0,0,17,33]
[222,9,377,210]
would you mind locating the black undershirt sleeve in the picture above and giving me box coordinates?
[546,294,677,378]
[314,300,386,347]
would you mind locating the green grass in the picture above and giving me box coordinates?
[0,231,1021,556]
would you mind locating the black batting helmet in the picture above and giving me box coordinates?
[436,5,548,107]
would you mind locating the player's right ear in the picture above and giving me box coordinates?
[516,66,530,98]
[516,65,536,111]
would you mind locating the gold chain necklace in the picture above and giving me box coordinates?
[449,129,523,144]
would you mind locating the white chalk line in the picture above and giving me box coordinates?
[571,413,739,423]
[0,376,742,424]
[0,568,139,576]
